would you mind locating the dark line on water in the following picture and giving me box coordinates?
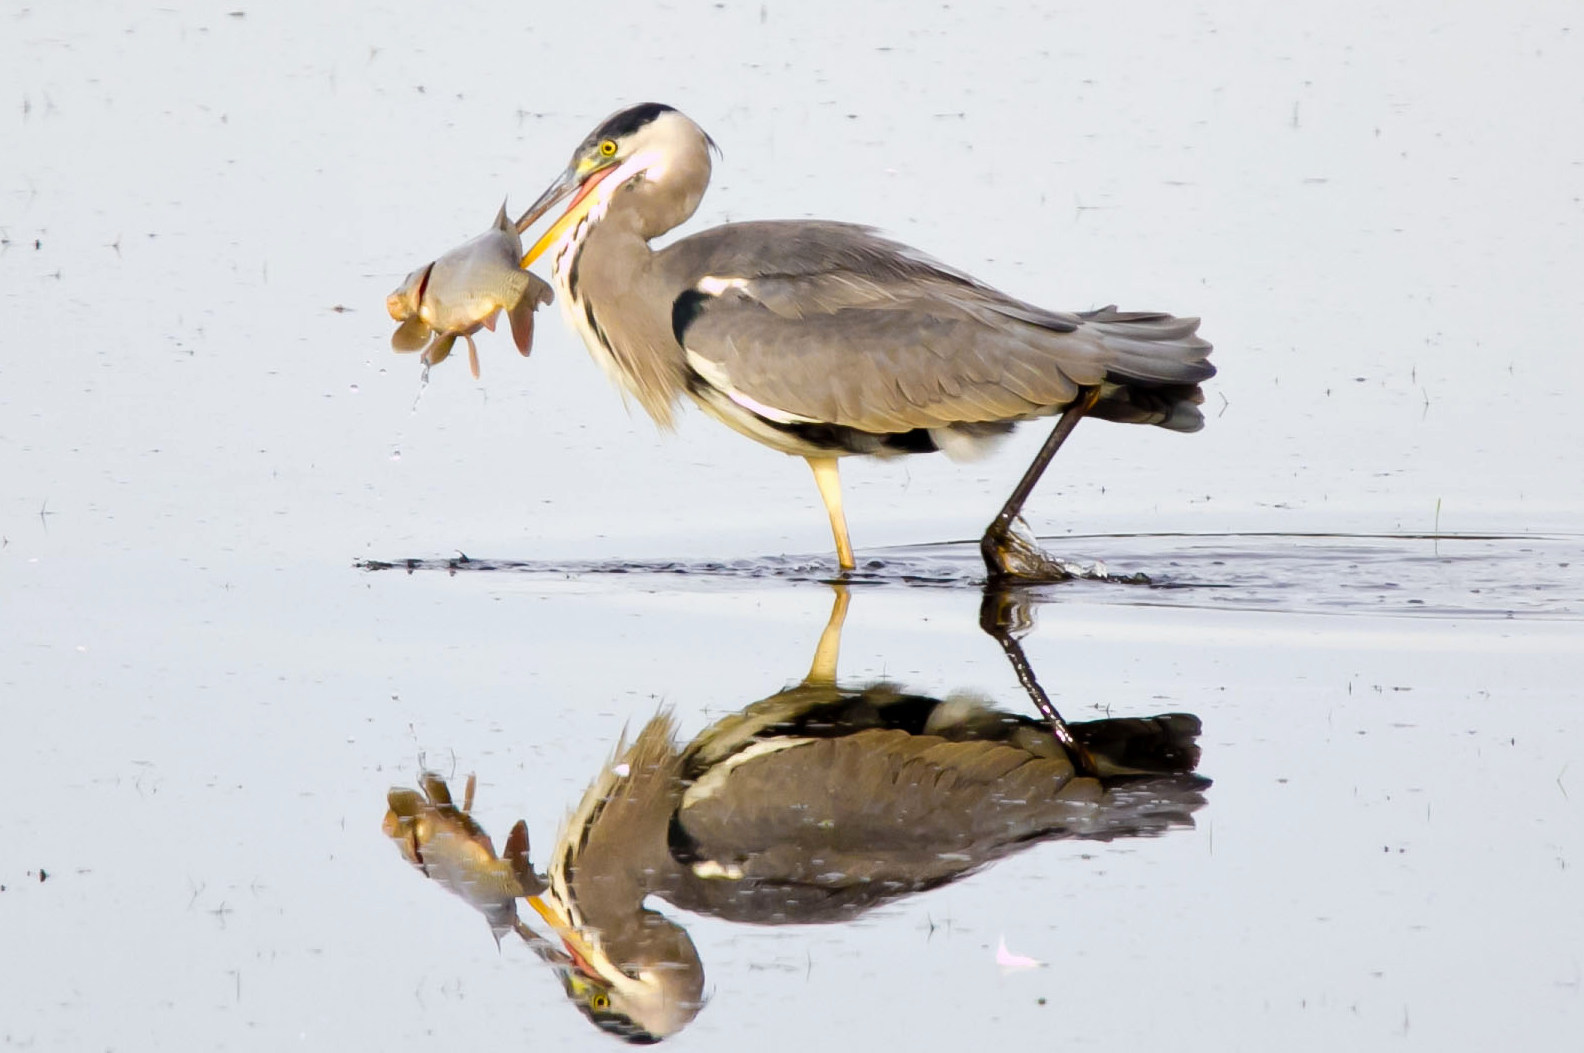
[353,532,1584,621]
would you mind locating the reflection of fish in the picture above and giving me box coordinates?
[514,700,1203,1041]
[386,203,554,379]
[380,586,1209,1042]
[518,587,1207,1041]
[382,772,542,941]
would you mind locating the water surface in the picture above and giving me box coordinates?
[4,2,1582,1050]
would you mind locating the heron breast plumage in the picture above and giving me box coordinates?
[513,103,1214,573]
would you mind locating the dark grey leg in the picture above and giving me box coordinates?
[978,586,1100,777]
[980,387,1101,580]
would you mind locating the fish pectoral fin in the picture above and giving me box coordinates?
[419,772,452,806]
[465,334,481,379]
[390,319,432,353]
[504,820,547,896]
[422,332,457,367]
[386,787,425,818]
[508,288,541,356]
[528,270,554,307]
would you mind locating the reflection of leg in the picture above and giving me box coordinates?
[980,387,1101,579]
[806,456,856,571]
[805,583,851,686]
[978,586,1099,777]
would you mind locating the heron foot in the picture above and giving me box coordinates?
[980,518,1152,585]
[980,518,1084,583]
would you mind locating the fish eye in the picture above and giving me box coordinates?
[598,139,618,157]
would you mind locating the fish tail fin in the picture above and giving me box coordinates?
[508,271,554,356]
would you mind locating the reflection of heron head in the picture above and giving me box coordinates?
[536,899,705,1042]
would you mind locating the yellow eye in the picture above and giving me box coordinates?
[598,139,618,157]
[591,992,610,1011]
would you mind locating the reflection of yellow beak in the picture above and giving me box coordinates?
[527,895,605,979]
[562,966,607,1006]
[520,165,618,268]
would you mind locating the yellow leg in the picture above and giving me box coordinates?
[804,584,852,686]
[806,456,855,571]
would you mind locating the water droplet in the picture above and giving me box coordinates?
[348,383,360,394]
[389,449,402,461]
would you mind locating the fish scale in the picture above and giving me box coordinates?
[387,202,554,378]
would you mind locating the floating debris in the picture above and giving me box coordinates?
[995,935,1044,971]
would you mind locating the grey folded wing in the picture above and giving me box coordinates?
[663,220,1213,434]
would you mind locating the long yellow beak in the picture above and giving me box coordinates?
[527,895,605,977]
[520,165,619,268]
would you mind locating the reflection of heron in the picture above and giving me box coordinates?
[514,104,1214,577]
[384,587,1207,1041]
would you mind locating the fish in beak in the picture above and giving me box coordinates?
[386,202,554,378]
[514,158,621,268]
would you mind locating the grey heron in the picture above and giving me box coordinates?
[514,103,1214,576]
[383,587,1207,1041]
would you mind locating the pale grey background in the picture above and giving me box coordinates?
[3,1,1580,1050]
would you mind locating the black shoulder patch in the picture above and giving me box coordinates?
[666,811,703,864]
[670,289,710,345]
[592,102,677,142]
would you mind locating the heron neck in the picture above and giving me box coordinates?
[567,802,681,926]
[555,714,688,928]
[567,217,691,428]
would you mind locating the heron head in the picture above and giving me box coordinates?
[529,895,706,1042]
[518,103,717,266]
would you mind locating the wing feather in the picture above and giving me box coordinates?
[662,221,1210,434]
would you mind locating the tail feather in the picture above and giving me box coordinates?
[1077,305,1214,432]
